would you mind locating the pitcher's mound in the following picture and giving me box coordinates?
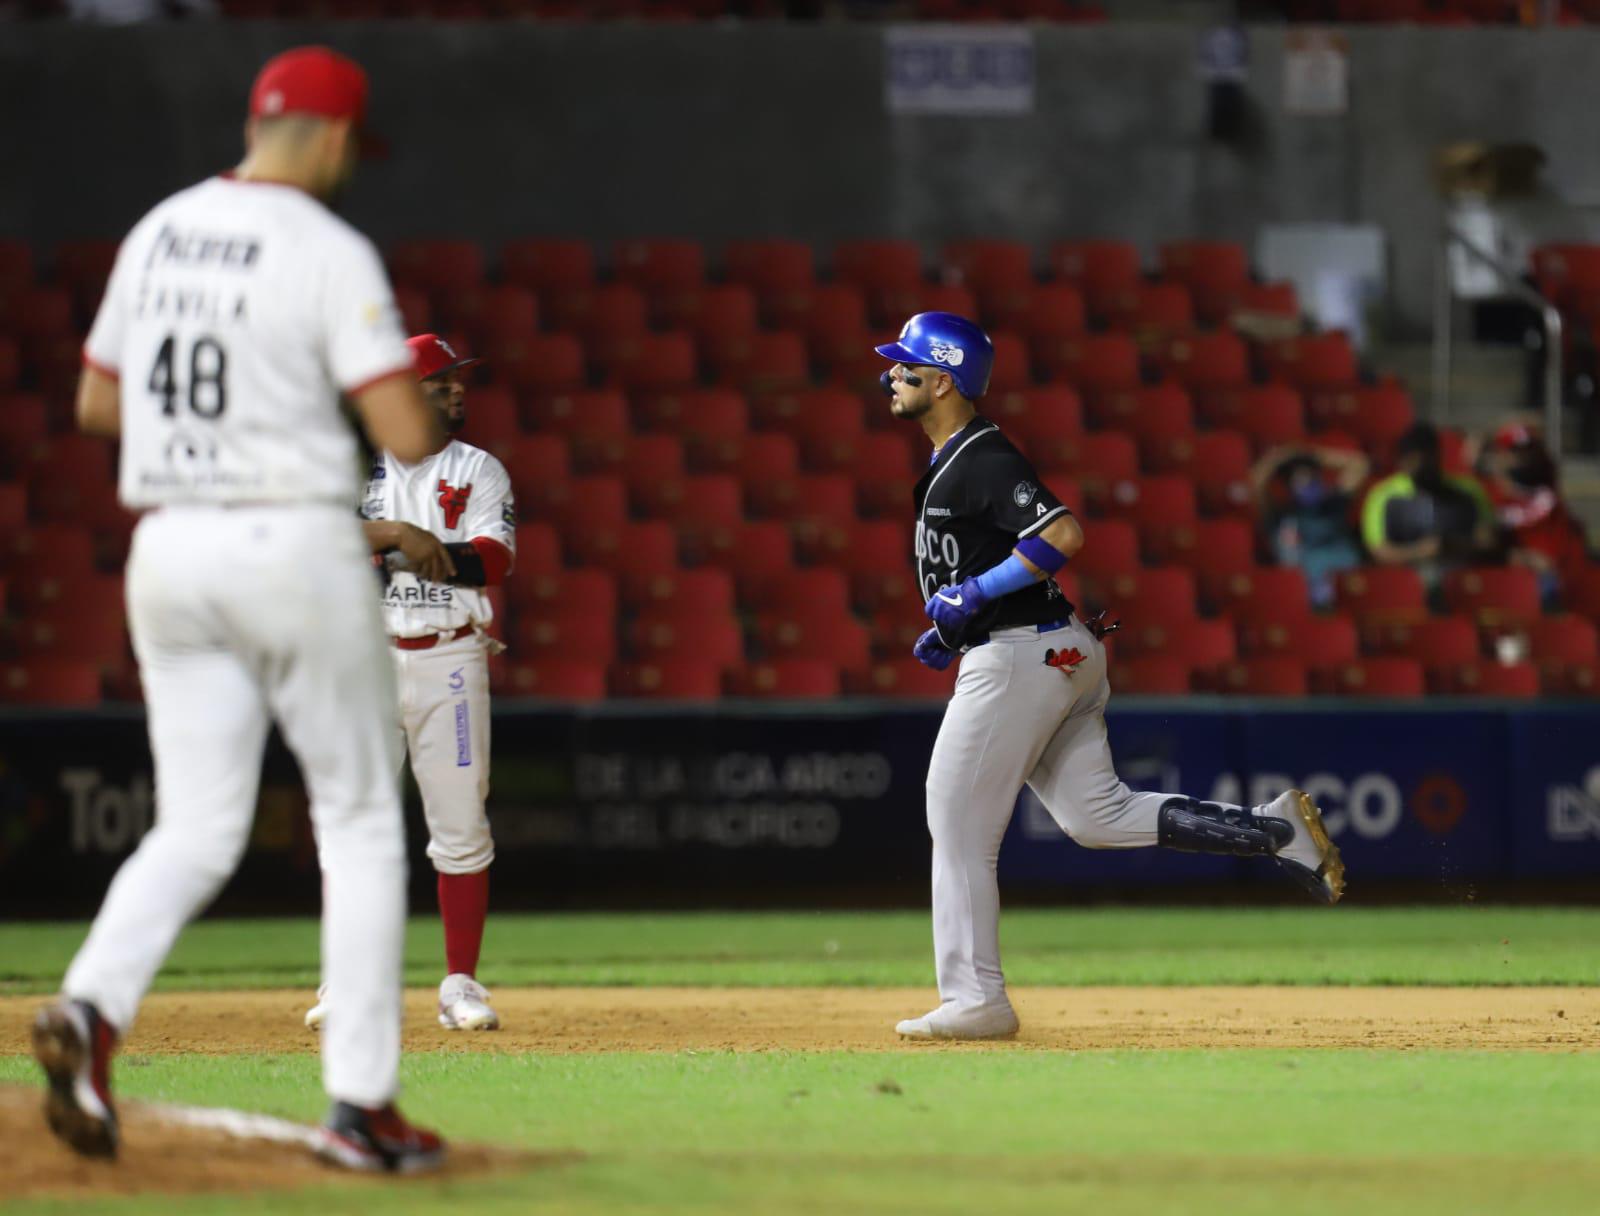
[0,1085,554,1201]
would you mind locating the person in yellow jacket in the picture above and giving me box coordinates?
[1361,422,1497,588]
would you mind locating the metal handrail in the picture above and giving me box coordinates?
[1434,221,1564,461]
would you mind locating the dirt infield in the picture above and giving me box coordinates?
[2,985,1597,1055]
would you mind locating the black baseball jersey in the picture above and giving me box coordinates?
[911,416,1075,646]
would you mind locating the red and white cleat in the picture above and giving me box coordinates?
[33,998,119,1159]
[314,1101,446,1173]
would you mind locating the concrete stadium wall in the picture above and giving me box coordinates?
[7,25,1600,330]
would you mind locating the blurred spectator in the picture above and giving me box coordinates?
[1361,422,1499,588]
[1251,442,1370,608]
[1476,419,1591,600]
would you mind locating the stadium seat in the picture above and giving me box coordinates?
[530,389,629,466]
[54,239,119,310]
[1107,655,1193,695]
[1330,657,1426,698]
[1260,332,1358,391]
[704,331,810,395]
[1070,518,1140,579]
[1159,331,1250,391]
[0,659,102,707]
[446,285,540,344]
[847,432,919,517]
[724,239,815,297]
[547,283,649,344]
[944,239,1035,296]
[499,435,572,509]
[392,286,433,335]
[599,332,699,392]
[0,484,24,532]
[487,333,586,394]
[1115,617,1235,671]
[770,386,864,469]
[868,603,930,657]
[657,283,760,343]
[496,661,608,702]
[639,474,743,546]
[501,239,596,293]
[846,659,958,699]
[0,337,19,392]
[1442,567,1542,627]
[1530,243,1600,307]
[630,613,746,670]
[0,394,49,472]
[460,387,522,453]
[1158,241,1250,325]
[582,520,680,603]
[777,474,859,557]
[1245,615,1360,675]
[694,428,799,491]
[1035,333,1140,393]
[508,567,618,625]
[616,435,689,505]
[612,238,705,292]
[816,519,912,606]
[0,240,34,292]
[612,660,724,700]
[982,283,1086,344]
[755,607,872,670]
[1331,567,1425,632]
[1565,565,1600,622]
[1084,566,1198,631]
[1050,240,1143,323]
[1101,282,1195,349]
[772,283,869,347]
[747,568,851,617]
[700,520,795,602]
[1040,433,1139,510]
[727,659,841,699]
[626,567,735,618]
[1235,281,1300,320]
[387,240,485,292]
[1217,657,1310,697]
[512,609,620,664]
[11,288,74,341]
[832,240,924,298]
[1213,567,1312,631]
[1525,613,1600,673]
[1308,380,1416,452]
[1545,660,1600,697]
[986,332,1032,393]
[1210,384,1308,450]
[1103,476,1198,555]
[1165,519,1258,596]
[640,387,750,450]
[1370,615,1480,670]
[875,283,978,330]
[987,386,1083,465]
[1090,382,1193,445]
[1440,660,1540,698]
[539,475,628,539]
[507,522,562,579]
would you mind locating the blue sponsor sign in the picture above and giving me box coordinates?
[1509,708,1600,877]
[884,26,1035,116]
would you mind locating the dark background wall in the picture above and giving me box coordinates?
[6,26,1600,330]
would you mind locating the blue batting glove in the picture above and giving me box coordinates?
[924,576,986,636]
[912,628,956,671]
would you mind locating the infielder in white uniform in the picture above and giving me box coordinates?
[34,47,447,1171]
[305,332,514,1033]
[877,312,1346,1041]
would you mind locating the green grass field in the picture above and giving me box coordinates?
[3,908,1599,1215]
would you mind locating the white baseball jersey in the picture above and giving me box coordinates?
[361,439,516,638]
[83,175,413,509]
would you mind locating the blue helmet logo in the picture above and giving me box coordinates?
[875,312,995,400]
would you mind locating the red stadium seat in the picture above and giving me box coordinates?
[774,284,869,348]
[612,238,705,292]
[846,659,958,699]
[816,518,910,600]
[0,337,20,393]
[1526,614,1600,672]
[11,288,75,341]
[700,520,795,602]
[943,239,1035,296]
[1245,615,1360,673]
[1050,240,1143,323]
[1159,331,1250,392]
[724,239,815,296]
[1089,381,1193,444]
[1370,615,1480,669]
[1158,241,1250,325]
[982,284,1086,344]
[1440,660,1540,698]
[511,609,620,664]
[775,474,858,557]
[657,284,760,343]
[1108,656,1194,695]
[1101,282,1195,349]
[985,332,1032,393]
[0,394,49,471]
[446,285,540,344]
[1335,566,1428,628]
[638,474,743,546]
[1040,433,1138,514]
[875,283,978,330]
[639,387,749,449]
[387,240,485,292]
[987,386,1083,465]
[508,568,617,626]
[631,613,745,670]
[1261,333,1359,391]
[617,435,689,505]
[529,389,628,465]
[499,435,572,509]
[460,387,522,453]
[1070,518,1140,580]
[1235,281,1300,320]
[582,521,680,603]
[755,608,872,670]
[1085,566,1198,631]
[627,567,735,617]
[704,433,802,507]
[1442,567,1542,627]
[1216,384,1308,450]
[1343,382,1417,456]
[500,239,596,293]
[833,240,923,298]
[727,659,841,699]
[486,333,586,394]
[1218,657,1309,697]
[0,659,102,706]
[1115,617,1235,670]
[1565,565,1600,623]
[847,432,919,517]
[1330,657,1425,698]
[1531,243,1600,305]
[0,240,34,292]
[507,523,562,582]
[54,239,119,309]
[496,661,608,702]
[1213,567,1312,631]
[612,660,723,700]
[392,286,432,336]
[747,567,851,617]
[599,332,698,392]
[868,603,930,658]
[548,283,649,344]
[1103,476,1198,556]
[539,475,627,539]
[0,484,24,532]
[1035,333,1140,393]
[704,331,810,395]
[1544,659,1600,697]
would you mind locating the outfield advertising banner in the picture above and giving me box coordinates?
[1,702,1595,915]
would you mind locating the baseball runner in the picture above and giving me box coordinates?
[878,312,1346,1041]
[304,332,514,1033]
[33,47,447,1170]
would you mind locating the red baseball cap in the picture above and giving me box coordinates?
[408,334,483,381]
[250,47,369,126]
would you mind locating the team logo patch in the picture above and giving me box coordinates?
[501,499,516,528]
[454,702,471,767]
[929,341,965,368]
[1044,647,1087,675]
[1013,482,1036,508]
[438,479,472,529]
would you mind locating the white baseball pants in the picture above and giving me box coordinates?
[925,618,1170,1012]
[390,636,493,875]
[62,504,408,1108]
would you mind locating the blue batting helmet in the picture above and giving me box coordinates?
[875,312,995,400]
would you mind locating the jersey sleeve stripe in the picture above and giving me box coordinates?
[80,349,120,381]
[1017,504,1070,539]
[344,362,415,397]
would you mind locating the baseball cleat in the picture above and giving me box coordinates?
[314,1101,446,1173]
[1264,788,1346,905]
[438,973,499,1031]
[33,998,119,1159]
[304,984,329,1030]
[895,1001,1019,1041]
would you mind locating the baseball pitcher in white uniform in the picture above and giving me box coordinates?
[304,332,514,1033]
[34,47,448,1172]
[877,312,1346,1042]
